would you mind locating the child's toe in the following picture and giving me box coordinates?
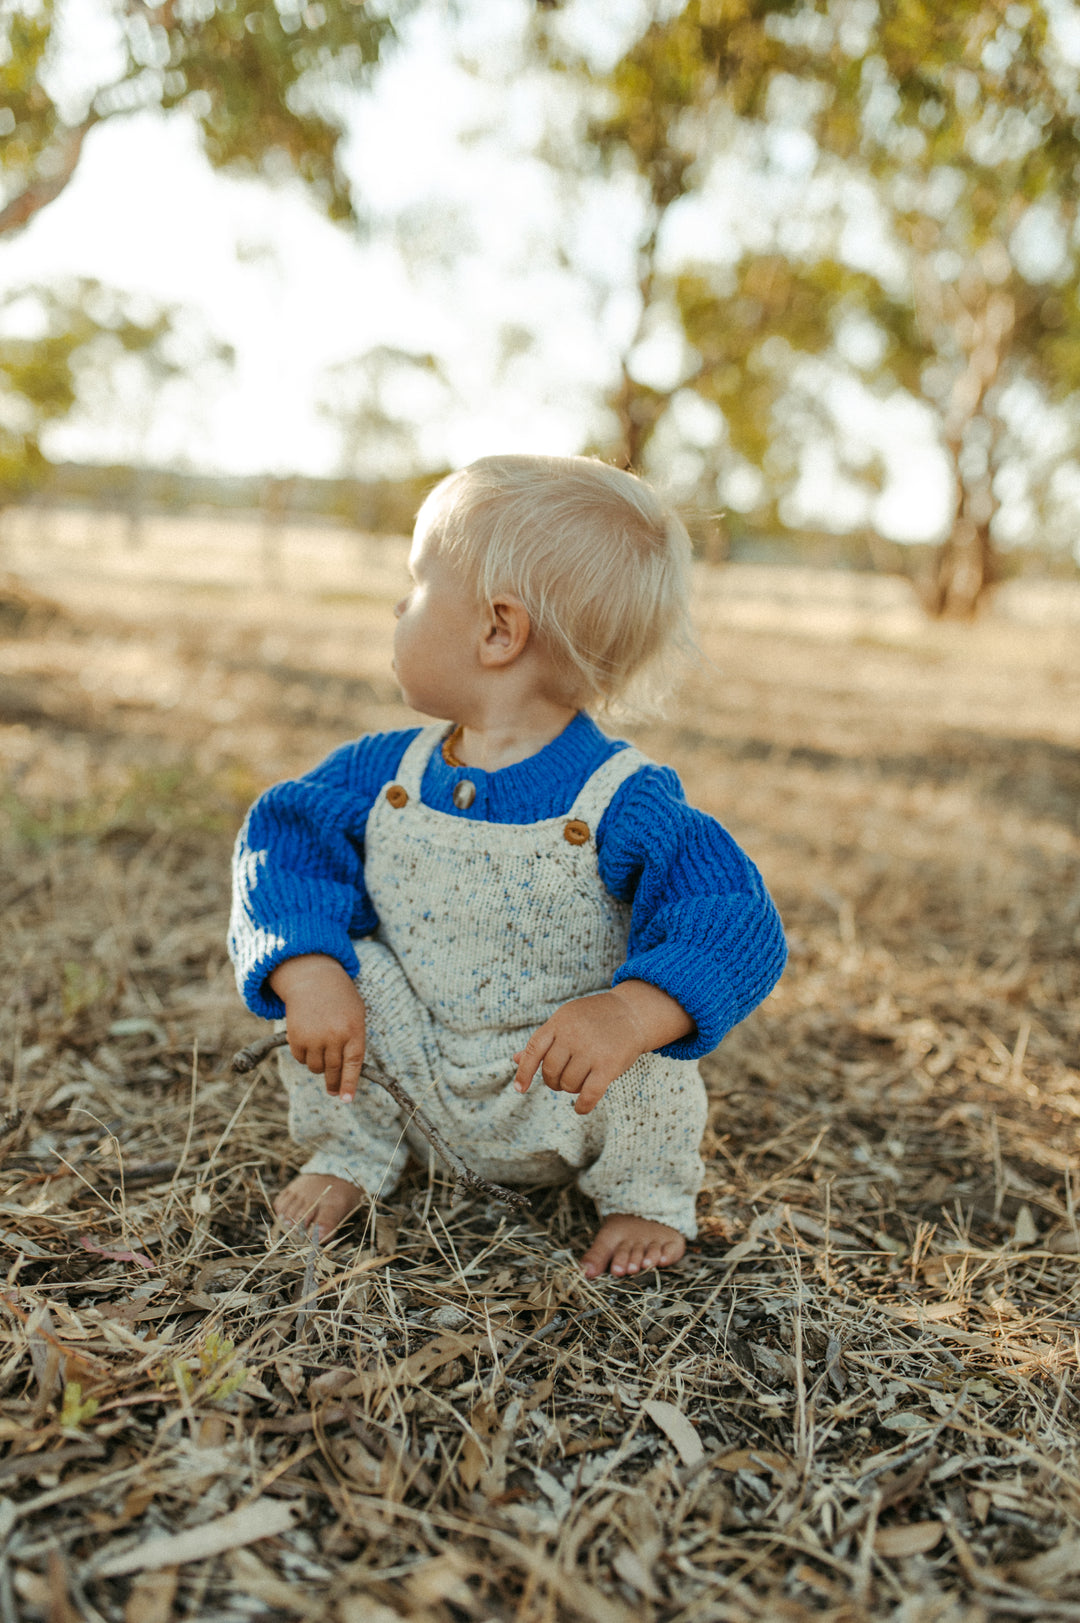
[615,1242,644,1276]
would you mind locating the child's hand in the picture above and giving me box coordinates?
[512,981,693,1115]
[267,954,367,1103]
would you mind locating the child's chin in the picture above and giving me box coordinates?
[404,694,451,721]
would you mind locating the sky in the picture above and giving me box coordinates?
[1,0,958,541]
[3,0,642,476]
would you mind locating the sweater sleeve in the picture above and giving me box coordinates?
[596,766,787,1060]
[228,729,419,1019]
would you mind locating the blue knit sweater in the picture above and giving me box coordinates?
[229,711,786,1061]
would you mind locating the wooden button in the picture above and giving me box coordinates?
[452,779,476,809]
[386,784,408,808]
[563,819,590,845]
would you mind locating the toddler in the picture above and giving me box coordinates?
[229,455,786,1278]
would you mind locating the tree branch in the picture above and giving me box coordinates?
[232,1031,532,1214]
[0,116,99,238]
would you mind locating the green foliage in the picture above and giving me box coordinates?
[61,961,108,1019]
[0,1,62,174]
[581,0,1080,609]
[169,1331,248,1403]
[0,0,406,503]
[588,0,799,206]
[153,1,395,222]
[0,279,229,502]
[0,0,403,231]
[59,1379,100,1432]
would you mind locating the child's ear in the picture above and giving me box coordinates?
[479,594,530,667]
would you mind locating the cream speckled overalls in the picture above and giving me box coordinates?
[278,726,708,1233]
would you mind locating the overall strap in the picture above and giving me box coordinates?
[566,744,652,831]
[392,724,448,799]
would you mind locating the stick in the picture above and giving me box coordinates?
[231,1031,531,1214]
[231,1031,292,1073]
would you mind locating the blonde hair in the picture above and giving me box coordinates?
[414,454,694,713]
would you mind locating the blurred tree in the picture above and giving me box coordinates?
[0,279,231,504]
[572,0,1080,613]
[0,0,405,506]
[318,345,450,483]
[0,0,402,237]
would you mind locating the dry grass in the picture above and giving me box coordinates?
[0,549,1079,1622]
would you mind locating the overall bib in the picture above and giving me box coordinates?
[279,726,708,1234]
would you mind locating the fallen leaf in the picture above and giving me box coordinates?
[227,1548,322,1617]
[385,1330,510,1390]
[109,1017,167,1042]
[641,1400,703,1468]
[479,1399,522,1498]
[722,1236,761,1263]
[879,1301,966,1323]
[880,1412,935,1434]
[308,1367,353,1401]
[825,1334,846,1395]
[338,1600,401,1623]
[273,1359,305,1400]
[94,1497,299,1577]
[122,1567,178,1623]
[1012,1204,1039,1247]
[407,1552,474,1607]
[1011,1538,1080,1587]
[612,1546,662,1600]
[13,1570,49,1608]
[328,1435,383,1491]
[874,1522,944,1558]
[459,1399,501,1493]
[0,1227,53,1258]
[48,1550,78,1623]
[78,1237,156,1270]
[749,1342,797,1381]
[723,1207,783,1263]
[713,1448,791,1476]
[429,1304,469,1332]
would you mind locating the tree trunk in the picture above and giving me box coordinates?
[610,369,662,471]
[919,516,996,619]
[0,118,98,238]
[918,426,1001,619]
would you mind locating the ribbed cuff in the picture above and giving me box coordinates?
[239,917,361,1020]
[613,950,737,1061]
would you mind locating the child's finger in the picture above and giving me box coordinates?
[573,1070,612,1115]
[323,1050,343,1095]
[513,1027,554,1093]
[540,1041,573,1091]
[555,1053,592,1096]
[339,1041,365,1105]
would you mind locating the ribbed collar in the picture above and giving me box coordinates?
[421,711,621,820]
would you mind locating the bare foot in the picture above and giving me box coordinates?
[580,1213,686,1280]
[273,1173,366,1241]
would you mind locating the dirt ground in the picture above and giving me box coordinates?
[1,539,1079,1623]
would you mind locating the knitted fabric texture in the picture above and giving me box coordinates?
[280,726,708,1234]
[229,711,787,1057]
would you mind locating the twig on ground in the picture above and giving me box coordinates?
[294,1234,320,1339]
[231,1031,292,1074]
[231,1030,531,1214]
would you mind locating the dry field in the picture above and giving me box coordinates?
[0,528,1079,1623]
